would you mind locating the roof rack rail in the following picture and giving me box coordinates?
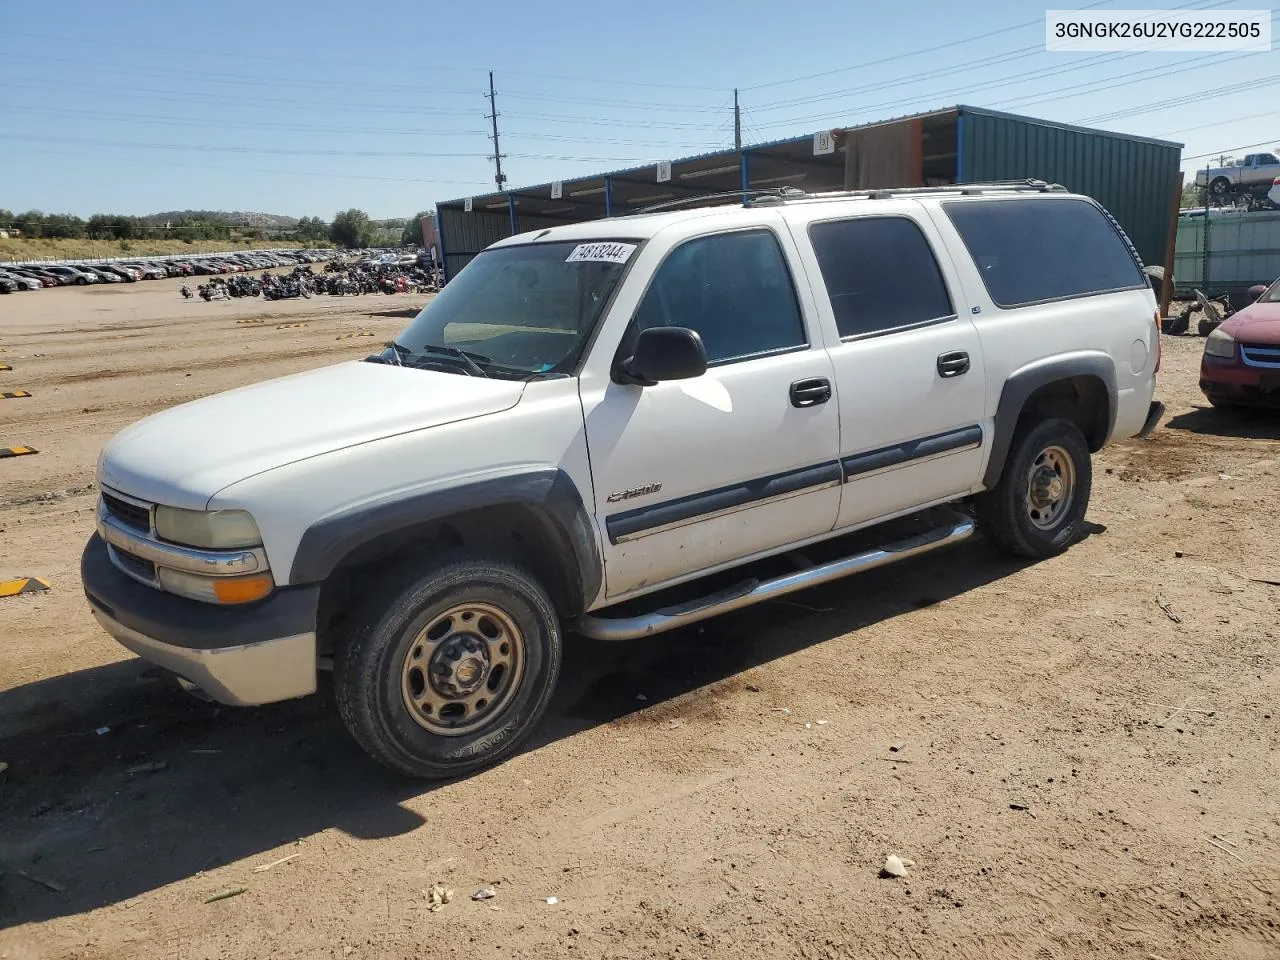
[624,188,795,217]
[751,179,1066,205]
[620,180,1066,217]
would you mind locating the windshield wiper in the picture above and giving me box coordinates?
[373,340,409,366]
[416,343,489,378]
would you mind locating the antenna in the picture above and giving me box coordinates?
[486,71,507,191]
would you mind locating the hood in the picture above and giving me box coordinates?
[100,360,525,508]
[1222,301,1280,344]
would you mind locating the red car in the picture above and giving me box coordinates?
[1200,277,1280,408]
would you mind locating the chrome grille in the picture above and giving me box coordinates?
[110,546,157,583]
[102,491,151,533]
[1240,343,1280,368]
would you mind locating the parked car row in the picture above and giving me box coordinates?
[0,249,334,293]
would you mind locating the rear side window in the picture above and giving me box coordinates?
[944,197,1144,307]
[807,217,955,339]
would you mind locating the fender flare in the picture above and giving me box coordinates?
[982,353,1118,490]
[289,467,602,615]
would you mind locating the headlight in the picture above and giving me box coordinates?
[1204,327,1236,359]
[154,506,262,549]
[157,567,274,604]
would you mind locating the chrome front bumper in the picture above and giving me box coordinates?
[82,533,321,707]
[92,607,317,706]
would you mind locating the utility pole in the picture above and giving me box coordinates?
[1213,154,1233,166]
[486,70,507,191]
[733,88,741,150]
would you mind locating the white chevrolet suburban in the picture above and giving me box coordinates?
[83,182,1164,778]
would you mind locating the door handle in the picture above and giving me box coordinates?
[937,351,970,378]
[790,377,832,407]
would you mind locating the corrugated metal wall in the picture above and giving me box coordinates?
[958,106,1181,269]
[437,108,1181,282]
[514,213,568,235]
[439,208,509,279]
[1173,211,1280,295]
[437,209,585,277]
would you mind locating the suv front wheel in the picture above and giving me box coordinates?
[976,417,1092,559]
[335,555,562,779]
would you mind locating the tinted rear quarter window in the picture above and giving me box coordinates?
[944,197,1143,307]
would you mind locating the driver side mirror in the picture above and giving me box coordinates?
[616,326,708,386]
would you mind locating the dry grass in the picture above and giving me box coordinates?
[0,237,331,262]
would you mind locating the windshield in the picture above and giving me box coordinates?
[1260,277,1280,304]
[381,240,636,379]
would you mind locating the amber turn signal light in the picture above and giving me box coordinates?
[212,574,274,604]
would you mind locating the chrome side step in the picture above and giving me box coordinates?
[576,513,975,641]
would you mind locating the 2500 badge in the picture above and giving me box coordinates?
[606,482,663,503]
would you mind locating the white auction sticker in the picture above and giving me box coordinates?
[1046,10,1271,52]
[565,242,637,264]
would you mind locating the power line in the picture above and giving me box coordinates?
[0,103,489,138]
[498,90,728,113]
[1184,140,1280,162]
[747,0,1219,114]
[1151,108,1280,139]
[2,51,731,114]
[0,103,723,149]
[984,44,1268,114]
[500,69,720,92]
[0,133,490,159]
[0,75,487,116]
[0,74,729,136]
[749,46,1041,112]
[1,31,723,93]
[749,2,1251,131]
[740,0,1115,91]
[502,110,723,130]
[0,53,485,98]
[10,148,494,186]
[1076,75,1280,124]
[0,133,664,164]
[2,29,488,76]
[972,9,1275,116]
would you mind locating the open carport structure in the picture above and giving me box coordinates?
[437,104,1182,280]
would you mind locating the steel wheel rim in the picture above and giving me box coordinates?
[1025,444,1076,531]
[400,601,526,737]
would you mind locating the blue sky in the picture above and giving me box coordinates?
[2,0,1276,220]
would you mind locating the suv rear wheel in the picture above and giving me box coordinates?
[335,555,562,779]
[976,417,1092,559]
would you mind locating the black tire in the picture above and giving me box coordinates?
[334,555,562,779]
[1162,311,1189,335]
[974,417,1092,560]
[1209,177,1231,197]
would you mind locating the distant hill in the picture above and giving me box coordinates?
[144,210,300,228]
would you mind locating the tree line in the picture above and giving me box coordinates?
[328,210,434,249]
[0,209,436,248]
[2,210,247,241]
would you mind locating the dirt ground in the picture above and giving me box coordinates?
[1,279,1277,959]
